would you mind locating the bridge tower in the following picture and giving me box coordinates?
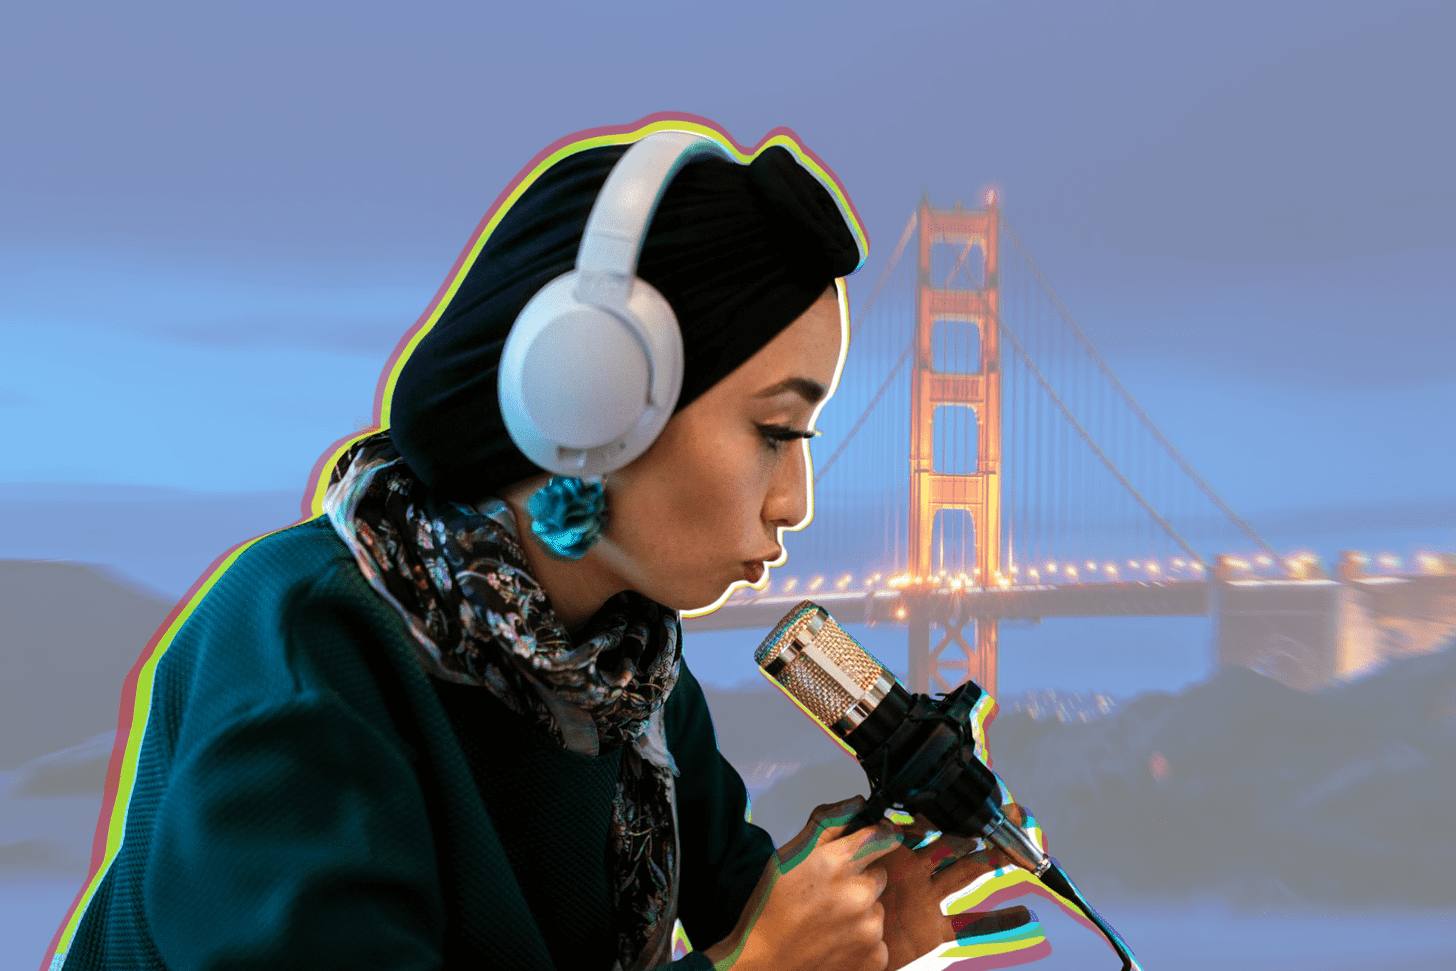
[906,195,1003,697]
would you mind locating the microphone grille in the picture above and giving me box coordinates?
[756,601,884,728]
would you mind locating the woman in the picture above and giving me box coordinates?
[49,119,1026,971]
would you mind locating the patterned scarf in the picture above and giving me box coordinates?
[322,431,684,971]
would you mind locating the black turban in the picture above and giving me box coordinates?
[387,141,862,503]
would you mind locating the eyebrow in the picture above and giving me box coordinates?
[755,376,827,405]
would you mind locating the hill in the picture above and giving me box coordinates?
[0,560,174,768]
[729,648,1456,909]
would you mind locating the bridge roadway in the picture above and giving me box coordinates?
[681,580,1215,632]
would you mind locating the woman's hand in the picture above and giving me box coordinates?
[877,807,1037,971]
[703,795,903,971]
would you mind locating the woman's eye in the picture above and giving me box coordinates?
[757,424,820,452]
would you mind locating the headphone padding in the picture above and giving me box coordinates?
[499,271,683,477]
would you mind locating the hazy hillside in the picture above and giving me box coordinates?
[734,649,1456,909]
[0,560,174,769]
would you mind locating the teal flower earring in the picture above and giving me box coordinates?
[527,476,608,560]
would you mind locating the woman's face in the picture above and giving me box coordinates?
[595,287,847,613]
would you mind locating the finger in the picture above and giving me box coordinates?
[897,812,975,850]
[801,796,868,850]
[826,794,868,819]
[812,795,869,835]
[935,844,1023,886]
[952,906,1035,939]
[864,863,889,898]
[896,810,935,838]
[846,820,906,865]
[903,826,977,861]
[919,839,967,875]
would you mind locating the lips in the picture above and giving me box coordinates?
[743,548,782,585]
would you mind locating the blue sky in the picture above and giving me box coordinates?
[3,0,1453,695]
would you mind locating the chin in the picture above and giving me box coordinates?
[666,581,738,617]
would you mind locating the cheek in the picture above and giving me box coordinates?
[619,436,767,558]
[667,446,761,536]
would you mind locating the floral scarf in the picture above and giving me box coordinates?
[322,431,683,971]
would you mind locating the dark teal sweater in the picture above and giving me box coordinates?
[58,517,775,970]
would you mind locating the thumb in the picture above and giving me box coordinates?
[806,795,869,839]
[781,796,868,861]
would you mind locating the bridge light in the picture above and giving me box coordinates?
[1047,562,1057,573]
[1086,561,1096,572]
[1066,565,1079,579]
[1173,558,1186,568]
[1029,568,1040,582]
[782,578,798,593]
[1146,562,1160,574]
[1129,561,1139,569]
[835,574,853,591]
[809,576,825,592]
[1376,553,1401,569]
[1256,555,1273,567]
[895,607,907,620]
[1192,562,1206,572]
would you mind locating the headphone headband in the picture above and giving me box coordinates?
[576,131,734,285]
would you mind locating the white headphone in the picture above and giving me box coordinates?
[497,131,737,479]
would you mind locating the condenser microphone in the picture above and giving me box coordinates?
[753,600,1050,876]
[754,600,1143,970]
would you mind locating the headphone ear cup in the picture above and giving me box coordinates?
[623,274,684,435]
[499,272,684,477]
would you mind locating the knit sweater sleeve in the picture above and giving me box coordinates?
[141,564,449,970]
[665,658,778,960]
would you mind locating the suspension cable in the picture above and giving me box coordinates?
[1001,216,1282,568]
[997,315,1207,568]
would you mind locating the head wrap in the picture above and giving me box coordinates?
[389,142,861,502]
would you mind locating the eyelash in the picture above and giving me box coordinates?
[757,424,821,452]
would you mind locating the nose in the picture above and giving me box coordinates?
[763,437,813,533]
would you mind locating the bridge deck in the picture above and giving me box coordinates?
[682,581,1214,632]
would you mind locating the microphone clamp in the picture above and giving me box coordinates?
[842,681,1051,876]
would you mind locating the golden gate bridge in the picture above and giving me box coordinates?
[683,195,1456,699]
